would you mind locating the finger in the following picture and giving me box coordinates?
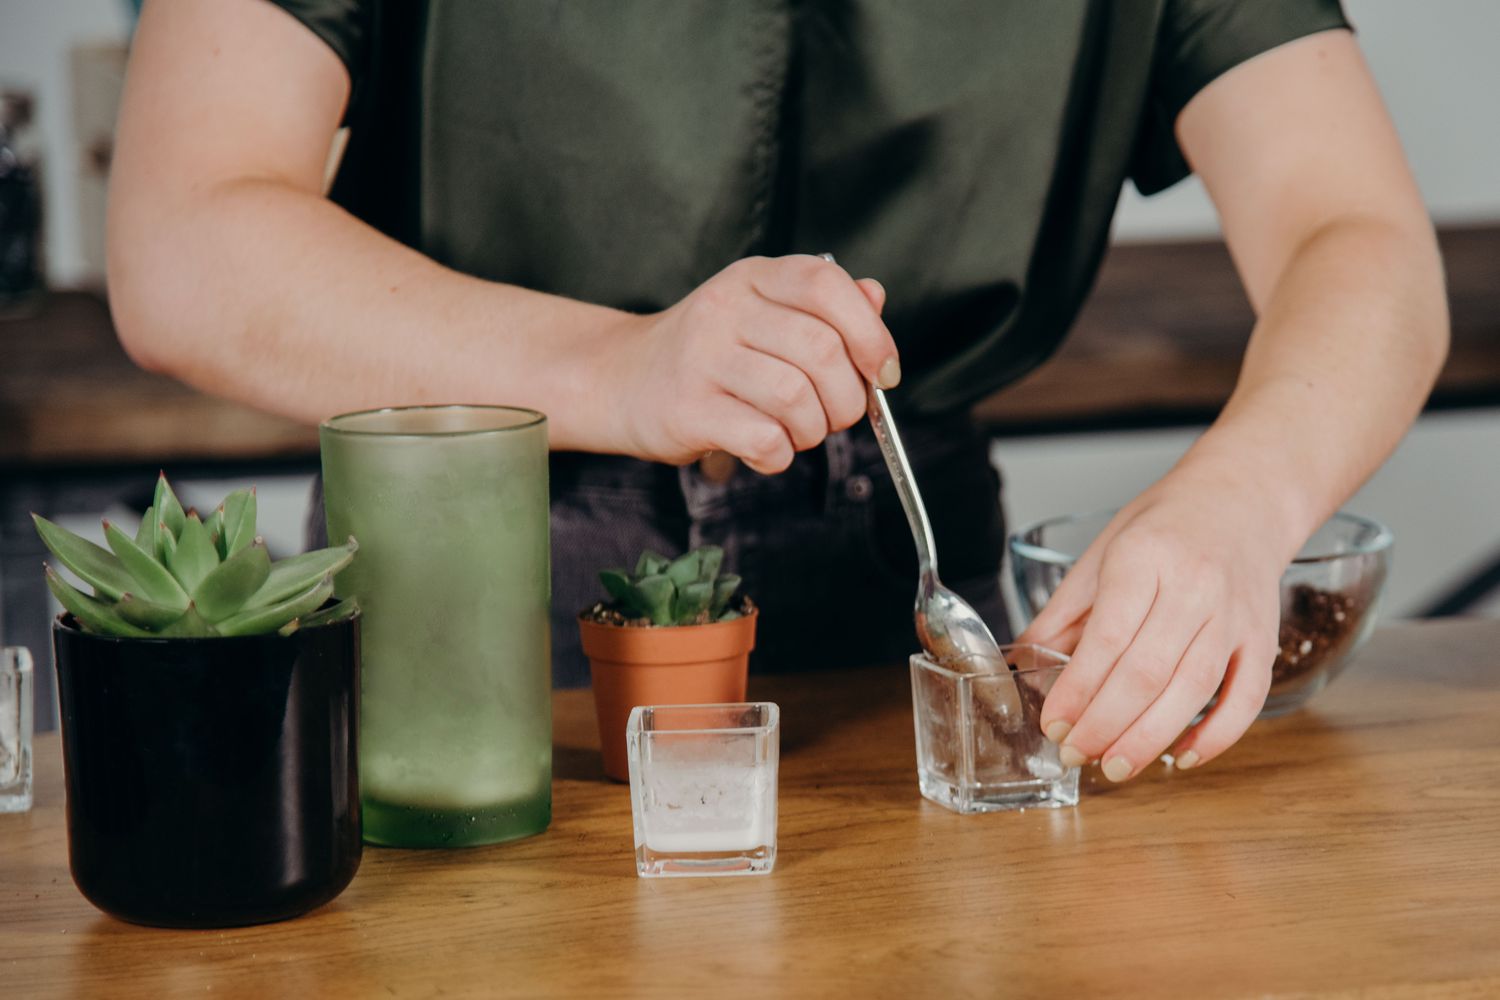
[1057,596,1208,769]
[1171,638,1274,769]
[1018,530,1116,646]
[744,312,866,432]
[1038,558,1158,743]
[856,277,886,313]
[1030,614,1088,656]
[1018,568,1097,649]
[700,394,795,475]
[1094,623,1230,781]
[716,348,828,452]
[750,255,901,388]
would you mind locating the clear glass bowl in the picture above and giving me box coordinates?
[1009,511,1393,717]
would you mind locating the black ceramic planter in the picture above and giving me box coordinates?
[52,612,362,928]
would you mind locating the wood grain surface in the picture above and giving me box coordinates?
[3,619,1499,998]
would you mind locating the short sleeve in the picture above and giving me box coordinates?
[1131,0,1351,194]
[260,0,372,95]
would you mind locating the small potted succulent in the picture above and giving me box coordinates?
[35,473,362,928]
[579,546,756,781]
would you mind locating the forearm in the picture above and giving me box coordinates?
[108,176,631,452]
[1171,216,1448,557]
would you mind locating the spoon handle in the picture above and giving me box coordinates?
[867,383,938,576]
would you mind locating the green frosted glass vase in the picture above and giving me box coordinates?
[320,405,551,848]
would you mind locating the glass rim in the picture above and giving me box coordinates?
[910,644,1069,681]
[319,404,546,438]
[627,702,780,736]
[1008,509,1393,567]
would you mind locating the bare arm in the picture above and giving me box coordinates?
[1025,30,1446,776]
[109,0,898,469]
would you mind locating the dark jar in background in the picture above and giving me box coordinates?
[0,90,44,310]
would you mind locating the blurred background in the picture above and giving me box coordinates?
[2,0,1498,728]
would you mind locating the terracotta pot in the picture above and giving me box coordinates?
[578,609,757,781]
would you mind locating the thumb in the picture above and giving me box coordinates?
[856,277,886,315]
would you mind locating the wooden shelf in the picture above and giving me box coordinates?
[976,224,1500,433]
[3,225,1496,465]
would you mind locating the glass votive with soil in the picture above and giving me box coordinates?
[627,702,778,878]
[1010,511,1392,718]
[910,645,1078,814]
[1263,513,1392,715]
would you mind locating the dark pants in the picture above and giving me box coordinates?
[310,415,1009,688]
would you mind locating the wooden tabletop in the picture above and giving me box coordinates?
[3,226,1498,466]
[3,618,1499,998]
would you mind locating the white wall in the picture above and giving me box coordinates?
[1115,0,1500,239]
[0,0,131,287]
[994,408,1500,621]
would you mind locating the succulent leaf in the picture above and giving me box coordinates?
[665,551,703,589]
[103,520,189,609]
[277,596,360,637]
[193,539,272,623]
[696,545,724,584]
[673,581,712,624]
[134,504,157,551]
[35,474,359,640]
[32,514,135,600]
[204,507,225,557]
[156,605,216,638]
[598,569,640,614]
[116,593,192,631]
[158,522,177,564]
[635,550,670,577]
[598,545,747,627]
[217,575,334,637]
[222,488,257,556]
[245,537,358,609]
[710,574,741,617]
[45,566,150,638]
[634,574,676,626]
[154,473,186,539]
[165,514,219,595]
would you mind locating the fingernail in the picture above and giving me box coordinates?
[1044,720,1072,744]
[1102,756,1133,782]
[877,356,901,389]
[1058,745,1088,769]
[1175,750,1200,770]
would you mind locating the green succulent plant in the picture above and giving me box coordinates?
[33,473,359,639]
[598,545,744,627]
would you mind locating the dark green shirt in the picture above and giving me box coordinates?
[271,0,1347,415]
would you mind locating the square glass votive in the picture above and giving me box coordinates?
[1,647,34,813]
[910,644,1077,814]
[626,703,778,878]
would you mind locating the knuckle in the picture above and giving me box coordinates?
[747,424,787,464]
[690,280,734,318]
[770,373,812,410]
[829,396,864,432]
[803,260,844,299]
[1181,660,1225,705]
[810,327,847,367]
[1123,657,1175,698]
[1087,621,1134,653]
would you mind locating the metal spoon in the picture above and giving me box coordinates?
[818,254,1008,671]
